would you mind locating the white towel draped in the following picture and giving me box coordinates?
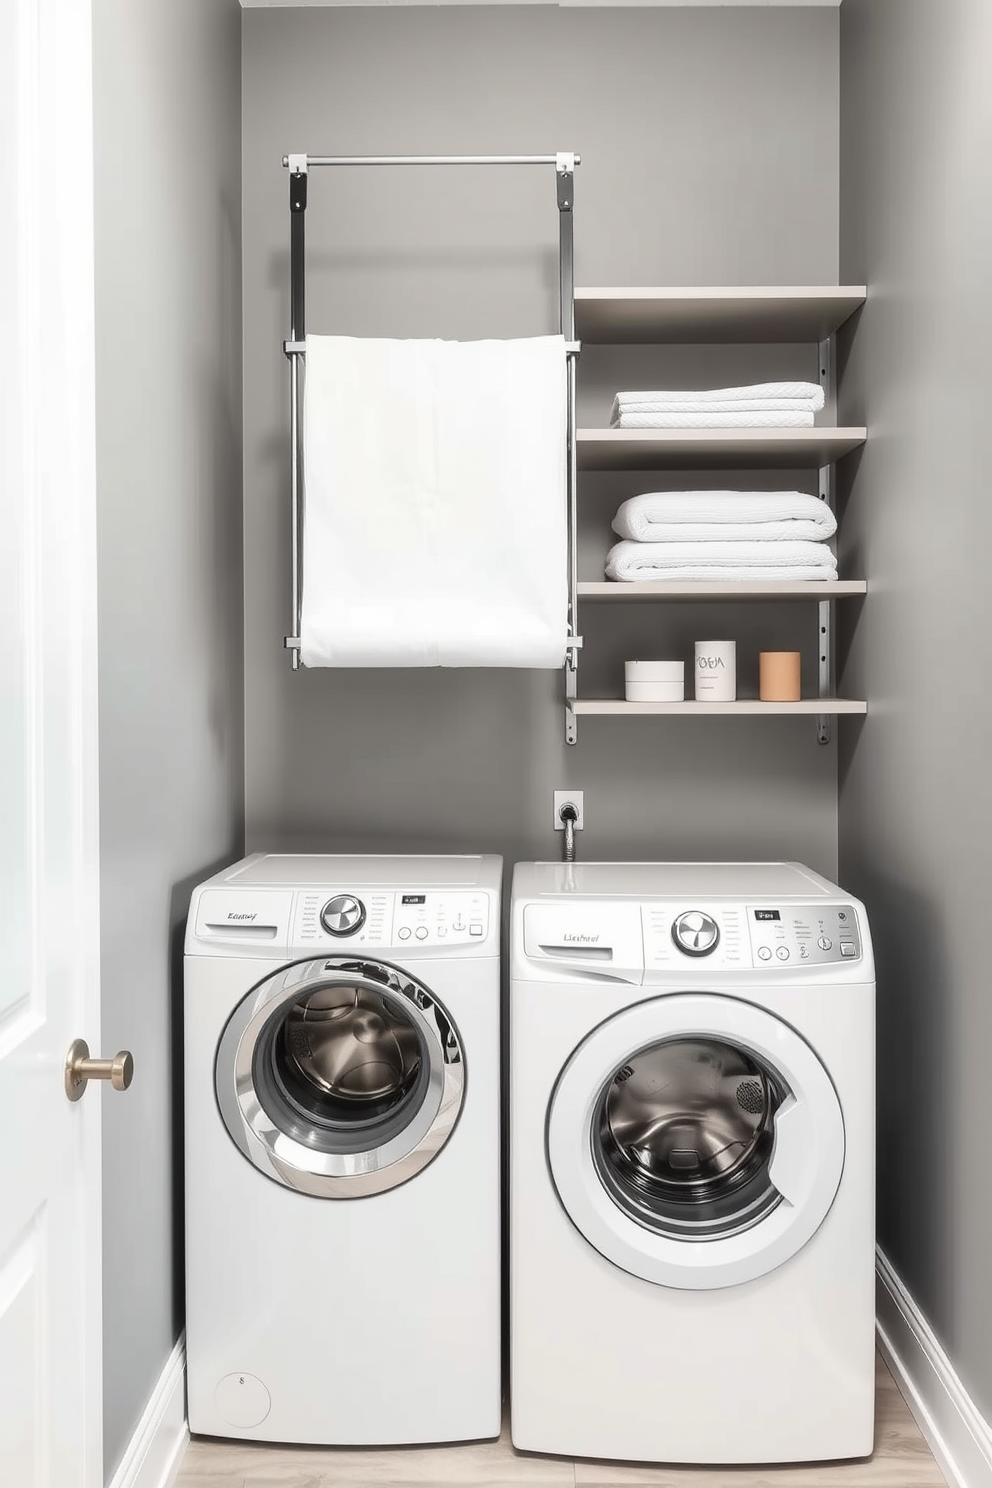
[612,490,837,543]
[301,334,568,668]
[605,539,839,584]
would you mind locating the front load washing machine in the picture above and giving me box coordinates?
[184,853,502,1445]
[510,861,875,1464]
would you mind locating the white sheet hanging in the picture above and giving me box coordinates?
[300,334,568,668]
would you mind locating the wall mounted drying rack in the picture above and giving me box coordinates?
[281,150,583,736]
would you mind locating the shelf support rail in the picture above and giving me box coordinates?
[280,151,582,689]
[557,152,582,745]
[817,336,834,745]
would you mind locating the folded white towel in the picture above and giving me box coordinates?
[610,381,824,428]
[605,539,838,583]
[614,399,823,416]
[301,334,568,668]
[612,382,825,412]
[611,409,815,429]
[612,491,837,543]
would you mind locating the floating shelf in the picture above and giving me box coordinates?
[577,428,867,472]
[578,580,866,601]
[574,287,867,344]
[571,699,868,718]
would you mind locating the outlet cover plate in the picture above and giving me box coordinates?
[553,790,584,831]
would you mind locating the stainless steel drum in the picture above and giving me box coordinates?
[593,1037,784,1240]
[215,957,465,1199]
[280,984,423,1110]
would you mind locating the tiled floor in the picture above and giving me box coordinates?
[175,1354,947,1488]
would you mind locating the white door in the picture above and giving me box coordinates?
[548,994,845,1290]
[0,1,104,1485]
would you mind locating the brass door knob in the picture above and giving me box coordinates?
[64,1039,134,1102]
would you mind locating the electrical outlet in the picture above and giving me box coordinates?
[553,790,584,831]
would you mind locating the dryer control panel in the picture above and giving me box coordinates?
[640,901,862,971]
[746,904,861,966]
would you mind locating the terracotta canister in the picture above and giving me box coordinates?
[759,651,802,702]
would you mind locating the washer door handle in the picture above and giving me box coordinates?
[767,1095,808,1205]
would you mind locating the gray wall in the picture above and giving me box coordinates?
[839,0,992,1422]
[242,5,842,875]
[91,0,244,1477]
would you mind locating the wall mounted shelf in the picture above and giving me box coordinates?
[577,580,867,602]
[577,428,867,472]
[571,699,868,718]
[575,287,867,344]
[563,280,868,744]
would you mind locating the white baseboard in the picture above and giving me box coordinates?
[876,1247,992,1488]
[107,1333,189,1488]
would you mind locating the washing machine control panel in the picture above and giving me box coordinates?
[746,904,861,966]
[391,892,491,946]
[291,890,491,949]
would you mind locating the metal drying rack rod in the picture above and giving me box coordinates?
[281,151,583,742]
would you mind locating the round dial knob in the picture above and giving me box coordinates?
[671,910,720,957]
[320,894,366,937]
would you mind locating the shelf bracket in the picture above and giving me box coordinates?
[816,337,835,745]
[565,656,578,745]
[817,598,832,745]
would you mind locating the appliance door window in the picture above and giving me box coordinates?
[547,994,844,1289]
[216,956,464,1198]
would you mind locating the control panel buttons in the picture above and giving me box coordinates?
[747,903,860,968]
[391,892,489,948]
[320,894,366,937]
[671,911,720,957]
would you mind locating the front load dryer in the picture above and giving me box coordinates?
[509,860,875,1464]
[184,853,502,1445]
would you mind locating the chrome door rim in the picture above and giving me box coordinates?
[216,956,465,1198]
[547,994,845,1290]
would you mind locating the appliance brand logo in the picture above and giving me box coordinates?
[227,912,257,922]
[563,932,600,943]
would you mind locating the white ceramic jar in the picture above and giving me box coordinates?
[625,660,685,702]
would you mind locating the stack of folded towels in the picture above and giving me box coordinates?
[605,490,838,583]
[609,381,824,429]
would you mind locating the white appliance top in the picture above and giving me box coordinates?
[511,861,872,983]
[224,853,495,888]
[512,861,835,900]
[185,853,502,959]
